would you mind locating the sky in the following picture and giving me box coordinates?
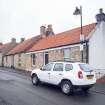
[0,0,105,43]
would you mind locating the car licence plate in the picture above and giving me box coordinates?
[87,75,94,79]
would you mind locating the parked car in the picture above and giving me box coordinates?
[31,61,96,95]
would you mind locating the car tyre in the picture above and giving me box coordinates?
[32,75,39,86]
[61,80,73,95]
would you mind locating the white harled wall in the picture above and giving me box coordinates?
[89,22,105,77]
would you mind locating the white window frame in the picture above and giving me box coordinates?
[64,48,70,61]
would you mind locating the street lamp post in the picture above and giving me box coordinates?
[73,6,84,62]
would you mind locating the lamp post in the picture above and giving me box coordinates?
[73,6,84,62]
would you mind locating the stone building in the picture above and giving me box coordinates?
[4,36,42,70]
[0,38,17,66]
[26,23,95,70]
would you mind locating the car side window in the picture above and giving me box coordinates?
[53,63,63,71]
[65,64,73,71]
[42,63,53,71]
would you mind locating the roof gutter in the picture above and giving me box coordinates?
[26,41,87,54]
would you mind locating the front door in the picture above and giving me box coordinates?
[44,52,49,65]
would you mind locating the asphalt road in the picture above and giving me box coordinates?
[0,69,105,105]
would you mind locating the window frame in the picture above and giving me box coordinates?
[65,63,73,71]
[53,63,64,71]
[42,63,54,71]
[63,48,70,61]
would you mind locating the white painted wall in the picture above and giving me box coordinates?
[4,55,14,67]
[89,22,105,76]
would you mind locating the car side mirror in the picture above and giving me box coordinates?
[40,67,43,70]
[40,67,45,71]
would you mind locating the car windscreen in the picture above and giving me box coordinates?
[79,64,94,72]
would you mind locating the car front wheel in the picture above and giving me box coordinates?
[61,81,73,95]
[32,75,39,86]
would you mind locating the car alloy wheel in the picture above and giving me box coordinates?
[61,81,73,95]
[32,75,39,86]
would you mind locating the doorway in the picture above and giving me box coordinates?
[44,52,49,65]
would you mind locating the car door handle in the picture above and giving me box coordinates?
[48,73,50,75]
[59,73,62,75]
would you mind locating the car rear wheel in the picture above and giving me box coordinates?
[32,75,39,86]
[61,81,73,95]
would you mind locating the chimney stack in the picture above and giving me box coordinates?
[40,24,54,38]
[96,8,105,23]
[11,38,16,43]
[20,38,25,42]
[46,24,54,36]
[40,25,46,38]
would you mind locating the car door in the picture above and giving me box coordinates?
[38,63,54,83]
[49,63,64,85]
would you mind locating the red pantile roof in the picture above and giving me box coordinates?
[8,35,42,55]
[29,23,96,52]
[0,45,3,52]
[0,43,10,52]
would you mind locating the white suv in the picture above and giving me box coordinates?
[31,62,96,95]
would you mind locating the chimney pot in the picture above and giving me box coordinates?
[96,8,105,23]
[11,38,16,43]
[40,25,46,35]
[21,38,25,42]
[46,24,54,36]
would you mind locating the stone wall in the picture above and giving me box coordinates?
[48,49,64,62]
[25,54,32,71]
[13,53,27,70]
[4,56,12,67]
[31,53,44,69]
[30,45,84,69]
[3,45,86,71]
[70,46,81,62]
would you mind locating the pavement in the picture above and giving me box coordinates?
[0,67,31,77]
[90,76,105,94]
[1,67,105,93]
[0,67,105,105]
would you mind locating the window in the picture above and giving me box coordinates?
[64,49,70,61]
[53,63,63,71]
[42,63,53,71]
[65,64,73,71]
[32,54,36,65]
[79,64,94,72]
